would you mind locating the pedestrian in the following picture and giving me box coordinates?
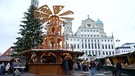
[116,60,122,76]
[90,59,96,76]
[68,57,73,75]
[77,61,81,71]
[83,60,87,71]
[112,66,117,76]
[104,62,108,71]
[0,62,2,75]
[5,62,10,75]
[62,54,69,75]
[1,62,5,75]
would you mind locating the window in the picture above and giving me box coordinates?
[108,45,110,49]
[92,43,94,49]
[95,51,97,56]
[102,44,104,49]
[91,40,93,42]
[89,51,91,55]
[95,43,97,49]
[106,51,108,55]
[88,43,90,49]
[109,51,111,55]
[111,45,114,49]
[85,43,87,49]
[74,44,76,49]
[98,43,100,49]
[103,51,105,55]
[112,51,114,55]
[85,39,87,42]
[77,44,79,49]
[98,50,100,55]
[86,51,87,55]
[82,43,84,49]
[92,51,94,55]
[105,45,107,49]
[81,35,83,36]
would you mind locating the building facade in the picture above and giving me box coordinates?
[63,16,115,60]
[115,43,135,55]
[2,47,14,56]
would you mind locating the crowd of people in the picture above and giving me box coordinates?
[0,56,123,76]
[0,62,13,75]
[0,61,29,76]
[74,59,122,76]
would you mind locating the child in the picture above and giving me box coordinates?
[13,69,21,76]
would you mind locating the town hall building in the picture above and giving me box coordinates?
[63,16,115,60]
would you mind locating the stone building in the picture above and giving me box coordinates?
[63,15,115,60]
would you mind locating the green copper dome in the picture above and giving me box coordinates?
[96,18,103,25]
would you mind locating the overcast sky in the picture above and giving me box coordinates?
[0,0,135,54]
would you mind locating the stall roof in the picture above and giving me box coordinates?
[0,56,14,61]
[20,49,84,56]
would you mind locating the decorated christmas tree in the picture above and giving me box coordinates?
[13,5,43,53]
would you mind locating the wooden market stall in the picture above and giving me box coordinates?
[97,52,135,75]
[21,49,84,75]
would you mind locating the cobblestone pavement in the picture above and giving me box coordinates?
[1,70,129,76]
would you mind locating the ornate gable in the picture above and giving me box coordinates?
[81,15,95,28]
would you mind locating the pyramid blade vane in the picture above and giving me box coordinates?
[34,10,50,18]
[60,17,74,20]
[37,17,49,24]
[59,10,74,16]
[38,4,52,15]
[53,5,64,14]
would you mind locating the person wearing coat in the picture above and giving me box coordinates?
[5,62,10,75]
[68,57,73,75]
